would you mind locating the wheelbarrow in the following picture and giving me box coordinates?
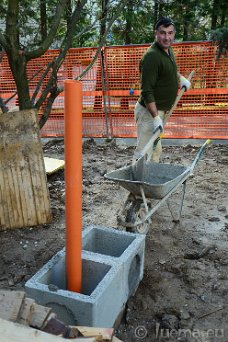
[104,140,211,234]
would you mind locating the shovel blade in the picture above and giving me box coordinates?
[132,156,145,181]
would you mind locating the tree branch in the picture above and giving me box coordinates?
[31,62,54,105]
[5,0,19,53]
[37,0,129,128]
[76,1,126,81]
[25,0,68,60]
[35,0,88,110]
[0,32,9,51]
[55,0,88,69]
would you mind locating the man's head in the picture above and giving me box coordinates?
[154,17,176,51]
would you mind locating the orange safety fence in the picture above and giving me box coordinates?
[0,41,227,139]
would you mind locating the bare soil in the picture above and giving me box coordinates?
[0,139,227,342]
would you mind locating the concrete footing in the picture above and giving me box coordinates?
[25,225,145,327]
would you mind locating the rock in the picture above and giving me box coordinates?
[223,222,228,230]
[180,308,191,320]
[217,205,226,212]
[48,284,59,292]
[100,169,107,176]
[160,314,179,330]
[219,157,228,165]
[158,259,166,265]
[208,217,220,222]
[8,278,14,286]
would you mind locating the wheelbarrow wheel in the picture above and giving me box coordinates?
[135,206,151,234]
[125,199,141,224]
[125,200,151,234]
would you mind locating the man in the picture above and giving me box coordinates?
[134,17,191,162]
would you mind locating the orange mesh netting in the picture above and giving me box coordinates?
[0,42,227,139]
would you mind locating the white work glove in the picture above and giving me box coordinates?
[153,115,163,133]
[180,75,191,92]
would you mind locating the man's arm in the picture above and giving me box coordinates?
[145,101,158,118]
[146,101,163,133]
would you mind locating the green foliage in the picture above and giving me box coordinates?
[210,27,228,58]
[110,0,155,45]
[0,0,227,48]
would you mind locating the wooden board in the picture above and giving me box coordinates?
[44,157,65,175]
[0,290,124,342]
[0,109,52,229]
[29,303,52,329]
[18,297,35,326]
[75,326,114,340]
[0,291,25,322]
[0,318,96,342]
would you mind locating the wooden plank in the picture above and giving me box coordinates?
[0,290,25,322]
[0,109,52,229]
[29,303,52,329]
[29,153,45,224]
[32,122,52,223]
[0,159,12,227]
[0,318,96,342]
[0,159,7,228]
[112,337,124,342]
[75,326,114,340]
[6,160,22,225]
[32,152,52,224]
[2,163,14,226]
[14,159,29,226]
[19,156,38,226]
[43,317,73,338]
[36,152,53,223]
[44,157,65,175]
[9,162,25,227]
[18,297,35,326]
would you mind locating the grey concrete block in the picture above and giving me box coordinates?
[25,225,146,328]
[82,226,145,298]
[25,249,124,327]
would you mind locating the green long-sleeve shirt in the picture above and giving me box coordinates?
[138,42,178,111]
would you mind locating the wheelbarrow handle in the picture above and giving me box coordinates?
[190,139,211,172]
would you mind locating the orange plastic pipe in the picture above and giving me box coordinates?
[64,80,82,292]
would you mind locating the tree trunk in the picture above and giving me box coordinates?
[66,0,72,30]
[5,0,31,109]
[211,0,219,29]
[40,0,47,41]
[100,0,109,38]
[125,1,133,45]
[7,53,31,109]
[220,0,227,26]
[154,0,159,25]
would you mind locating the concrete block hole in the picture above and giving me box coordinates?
[39,254,111,296]
[82,226,136,257]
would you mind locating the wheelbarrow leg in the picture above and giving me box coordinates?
[167,180,187,222]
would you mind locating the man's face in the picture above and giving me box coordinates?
[155,24,175,51]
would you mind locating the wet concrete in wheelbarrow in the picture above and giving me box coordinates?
[0,139,227,341]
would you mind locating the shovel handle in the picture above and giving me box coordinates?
[164,70,195,125]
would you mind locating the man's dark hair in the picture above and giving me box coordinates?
[155,17,175,30]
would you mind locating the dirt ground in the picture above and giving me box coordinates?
[0,138,227,342]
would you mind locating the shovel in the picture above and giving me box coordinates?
[132,70,195,179]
